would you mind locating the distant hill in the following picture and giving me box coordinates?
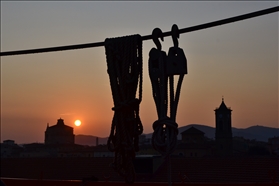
[144,124,215,140]
[148,124,279,142]
[232,125,279,142]
[75,125,279,145]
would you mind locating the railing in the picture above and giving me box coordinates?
[1,178,278,186]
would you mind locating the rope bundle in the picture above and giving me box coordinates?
[148,47,179,158]
[149,25,186,160]
[148,27,186,185]
[105,34,143,184]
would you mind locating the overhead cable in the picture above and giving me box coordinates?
[1,6,278,57]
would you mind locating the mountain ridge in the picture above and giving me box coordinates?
[75,124,279,146]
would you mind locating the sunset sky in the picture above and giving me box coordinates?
[1,1,278,144]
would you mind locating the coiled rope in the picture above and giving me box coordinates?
[149,26,185,185]
[105,34,143,184]
[149,47,179,158]
[149,27,183,158]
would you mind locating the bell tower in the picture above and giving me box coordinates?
[214,98,233,155]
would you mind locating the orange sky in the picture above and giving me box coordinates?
[1,2,278,144]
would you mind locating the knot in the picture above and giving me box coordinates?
[152,117,178,157]
[112,98,140,111]
[152,117,178,134]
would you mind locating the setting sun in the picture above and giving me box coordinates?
[74,120,81,126]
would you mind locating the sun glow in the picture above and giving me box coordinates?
[74,120,81,126]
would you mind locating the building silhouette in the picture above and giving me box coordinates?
[181,126,205,144]
[215,98,233,155]
[45,118,75,145]
[177,126,212,157]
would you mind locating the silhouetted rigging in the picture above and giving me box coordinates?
[0,6,278,57]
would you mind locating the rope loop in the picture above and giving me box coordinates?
[152,117,178,157]
[112,98,140,111]
[149,26,186,161]
[152,116,178,132]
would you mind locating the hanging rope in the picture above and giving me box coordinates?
[149,25,186,186]
[105,34,143,184]
[149,27,185,158]
[149,46,179,158]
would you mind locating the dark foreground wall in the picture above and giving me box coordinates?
[1,178,279,186]
[1,157,279,183]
